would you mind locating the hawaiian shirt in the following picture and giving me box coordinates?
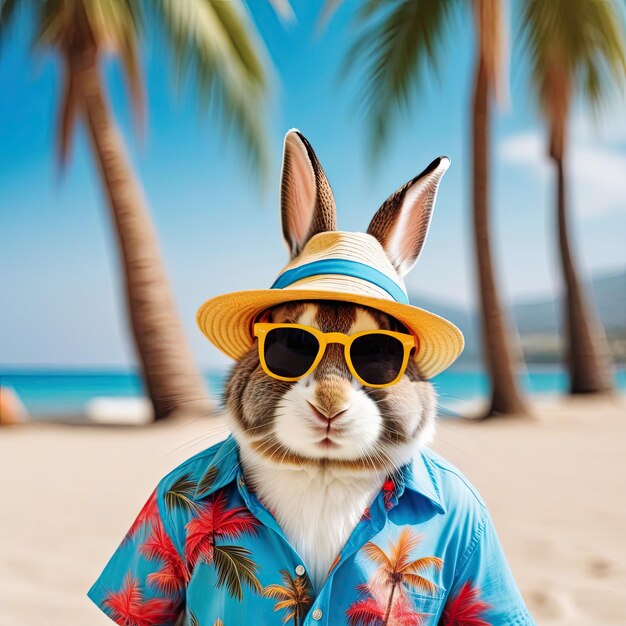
[88,434,535,626]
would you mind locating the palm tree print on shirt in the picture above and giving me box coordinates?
[348,580,426,626]
[262,569,314,626]
[160,467,263,602]
[347,527,443,626]
[102,572,178,626]
[188,612,225,626]
[140,517,189,594]
[184,491,263,600]
[126,489,160,541]
[440,582,491,626]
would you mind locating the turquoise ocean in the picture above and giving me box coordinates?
[2,367,625,420]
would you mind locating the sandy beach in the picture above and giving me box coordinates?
[1,395,624,626]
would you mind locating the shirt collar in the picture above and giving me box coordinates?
[396,449,446,514]
[194,436,446,515]
[193,434,242,499]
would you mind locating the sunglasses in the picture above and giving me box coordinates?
[253,322,416,388]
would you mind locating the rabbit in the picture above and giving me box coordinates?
[89,131,533,626]
[222,130,447,591]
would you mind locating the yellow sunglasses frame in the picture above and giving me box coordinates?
[253,322,417,388]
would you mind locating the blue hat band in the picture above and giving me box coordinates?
[270,258,409,305]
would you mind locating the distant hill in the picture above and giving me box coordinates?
[513,270,625,335]
[408,269,626,364]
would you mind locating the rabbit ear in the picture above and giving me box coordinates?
[367,156,450,277]
[280,129,337,258]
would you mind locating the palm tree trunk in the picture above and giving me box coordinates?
[68,45,213,421]
[553,152,614,394]
[472,56,530,417]
[382,582,396,625]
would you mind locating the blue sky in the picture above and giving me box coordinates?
[1,0,625,369]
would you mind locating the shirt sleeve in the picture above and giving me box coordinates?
[440,509,536,626]
[87,488,187,626]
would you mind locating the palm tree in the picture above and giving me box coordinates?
[338,0,531,417]
[262,569,314,626]
[440,582,490,626]
[184,492,262,600]
[350,528,442,626]
[520,0,625,394]
[103,572,178,626]
[0,0,272,420]
[141,518,190,594]
[347,580,425,626]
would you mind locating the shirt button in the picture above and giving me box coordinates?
[295,564,306,577]
[311,608,323,621]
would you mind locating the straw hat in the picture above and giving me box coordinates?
[196,130,464,380]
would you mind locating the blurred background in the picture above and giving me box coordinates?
[0,0,625,625]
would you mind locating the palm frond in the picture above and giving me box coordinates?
[103,573,178,625]
[212,544,263,601]
[317,0,342,31]
[389,527,421,571]
[344,0,459,157]
[346,597,385,626]
[34,0,70,48]
[197,464,219,497]
[273,598,297,611]
[262,569,313,620]
[164,473,199,513]
[57,61,78,167]
[32,0,145,141]
[361,541,393,570]
[520,0,626,140]
[127,489,160,539]
[406,555,444,574]
[402,572,440,595]
[267,0,295,24]
[82,0,145,125]
[141,518,189,591]
[0,0,18,39]
[189,611,200,626]
[441,581,490,626]
[155,0,271,177]
[262,584,293,600]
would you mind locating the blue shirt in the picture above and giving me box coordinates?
[88,434,535,625]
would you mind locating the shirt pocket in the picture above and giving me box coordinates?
[405,585,446,625]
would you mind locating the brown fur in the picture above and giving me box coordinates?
[224,300,435,472]
[281,132,336,258]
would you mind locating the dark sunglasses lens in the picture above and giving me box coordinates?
[350,334,406,385]
[263,327,320,378]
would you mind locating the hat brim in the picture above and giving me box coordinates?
[196,289,464,380]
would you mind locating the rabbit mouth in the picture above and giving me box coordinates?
[317,436,340,449]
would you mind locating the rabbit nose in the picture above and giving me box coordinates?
[307,399,350,423]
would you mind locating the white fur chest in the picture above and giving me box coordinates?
[240,454,384,591]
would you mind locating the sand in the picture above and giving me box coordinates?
[0,395,624,626]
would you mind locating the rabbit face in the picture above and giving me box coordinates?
[224,299,437,474]
[222,129,449,476]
